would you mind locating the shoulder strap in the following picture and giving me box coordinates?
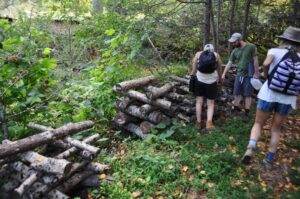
[268,50,291,80]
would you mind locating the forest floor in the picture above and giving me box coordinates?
[242,96,300,198]
[95,96,300,199]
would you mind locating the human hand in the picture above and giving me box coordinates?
[253,72,260,79]
[221,74,226,82]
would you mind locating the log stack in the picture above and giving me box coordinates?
[0,121,110,199]
[113,70,237,138]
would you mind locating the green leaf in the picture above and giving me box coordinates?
[105,29,115,36]
[43,48,52,55]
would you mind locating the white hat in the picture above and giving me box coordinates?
[228,33,242,42]
[203,44,214,52]
[250,78,263,90]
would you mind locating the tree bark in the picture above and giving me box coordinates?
[116,75,156,92]
[126,105,162,124]
[124,123,146,139]
[2,140,72,175]
[0,99,9,139]
[0,120,94,158]
[242,0,251,40]
[145,82,178,100]
[115,96,132,111]
[227,0,237,55]
[203,0,211,44]
[114,112,138,126]
[210,1,218,51]
[139,104,156,115]
[140,121,155,134]
[126,90,172,110]
[170,75,189,85]
[166,92,185,102]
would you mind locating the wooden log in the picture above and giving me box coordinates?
[176,85,189,94]
[28,123,99,160]
[145,82,178,100]
[28,160,91,198]
[179,106,196,114]
[79,174,102,188]
[0,120,94,158]
[182,98,195,106]
[114,112,137,126]
[170,75,189,85]
[115,75,156,92]
[86,162,109,173]
[47,189,70,199]
[3,140,72,175]
[124,123,146,139]
[14,173,38,196]
[126,90,172,110]
[166,92,185,102]
[27,182,70,199]
[63,137,100,155]
[177,113,194,122]
[139,104,156,115]
[57,170,94,194]
[56,134,100,159]
[115,96,132,111]
[126,105,162,124]
[140,121,155,134]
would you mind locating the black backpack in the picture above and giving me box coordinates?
[197,51,217,73]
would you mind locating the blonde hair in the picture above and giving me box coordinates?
[279,39,300,52]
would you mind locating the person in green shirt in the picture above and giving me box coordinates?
[222,33,260,117]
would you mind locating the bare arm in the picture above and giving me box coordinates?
[253,55,260,78]
[262,54,274,78]
[215,53,222,82]
[221,60,233,81]
[190,52,201,75]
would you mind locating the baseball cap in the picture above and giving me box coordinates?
[203,44,214,52]
[250,78,263,90]
[228,33,242,42]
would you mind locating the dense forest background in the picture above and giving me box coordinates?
[0,0,299,198]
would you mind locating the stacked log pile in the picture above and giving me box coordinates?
[113,69,237,138]
[0,121,110,199]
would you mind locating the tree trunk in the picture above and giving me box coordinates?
[166,92,185,102]
[93,0,103,12]
[126,105,162,124]
[0,100,9,139]
[139,104,156,115]
[242,0,251,40]
[203,0,211,44]
[216,0,222,52]
[116,75,156,92]
[210,1,218,51]
[227,0,237,55]
[0,120,94,158]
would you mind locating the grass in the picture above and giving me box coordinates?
[93,117,272,199]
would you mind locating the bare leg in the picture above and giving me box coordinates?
[196,96,203,123]
[268,113,287,153]
[245,96,252,110]
[206,99,215,122]
[250,108,271,141]
[233,95,242,107]
[242,108,270,164]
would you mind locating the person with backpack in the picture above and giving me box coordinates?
[222,33,260,118]
[241,26,300,169]
[190,44,222,130]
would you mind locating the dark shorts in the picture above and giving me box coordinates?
[194,80,217,100]
[233,76,253,97]
[257,99,292,116]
